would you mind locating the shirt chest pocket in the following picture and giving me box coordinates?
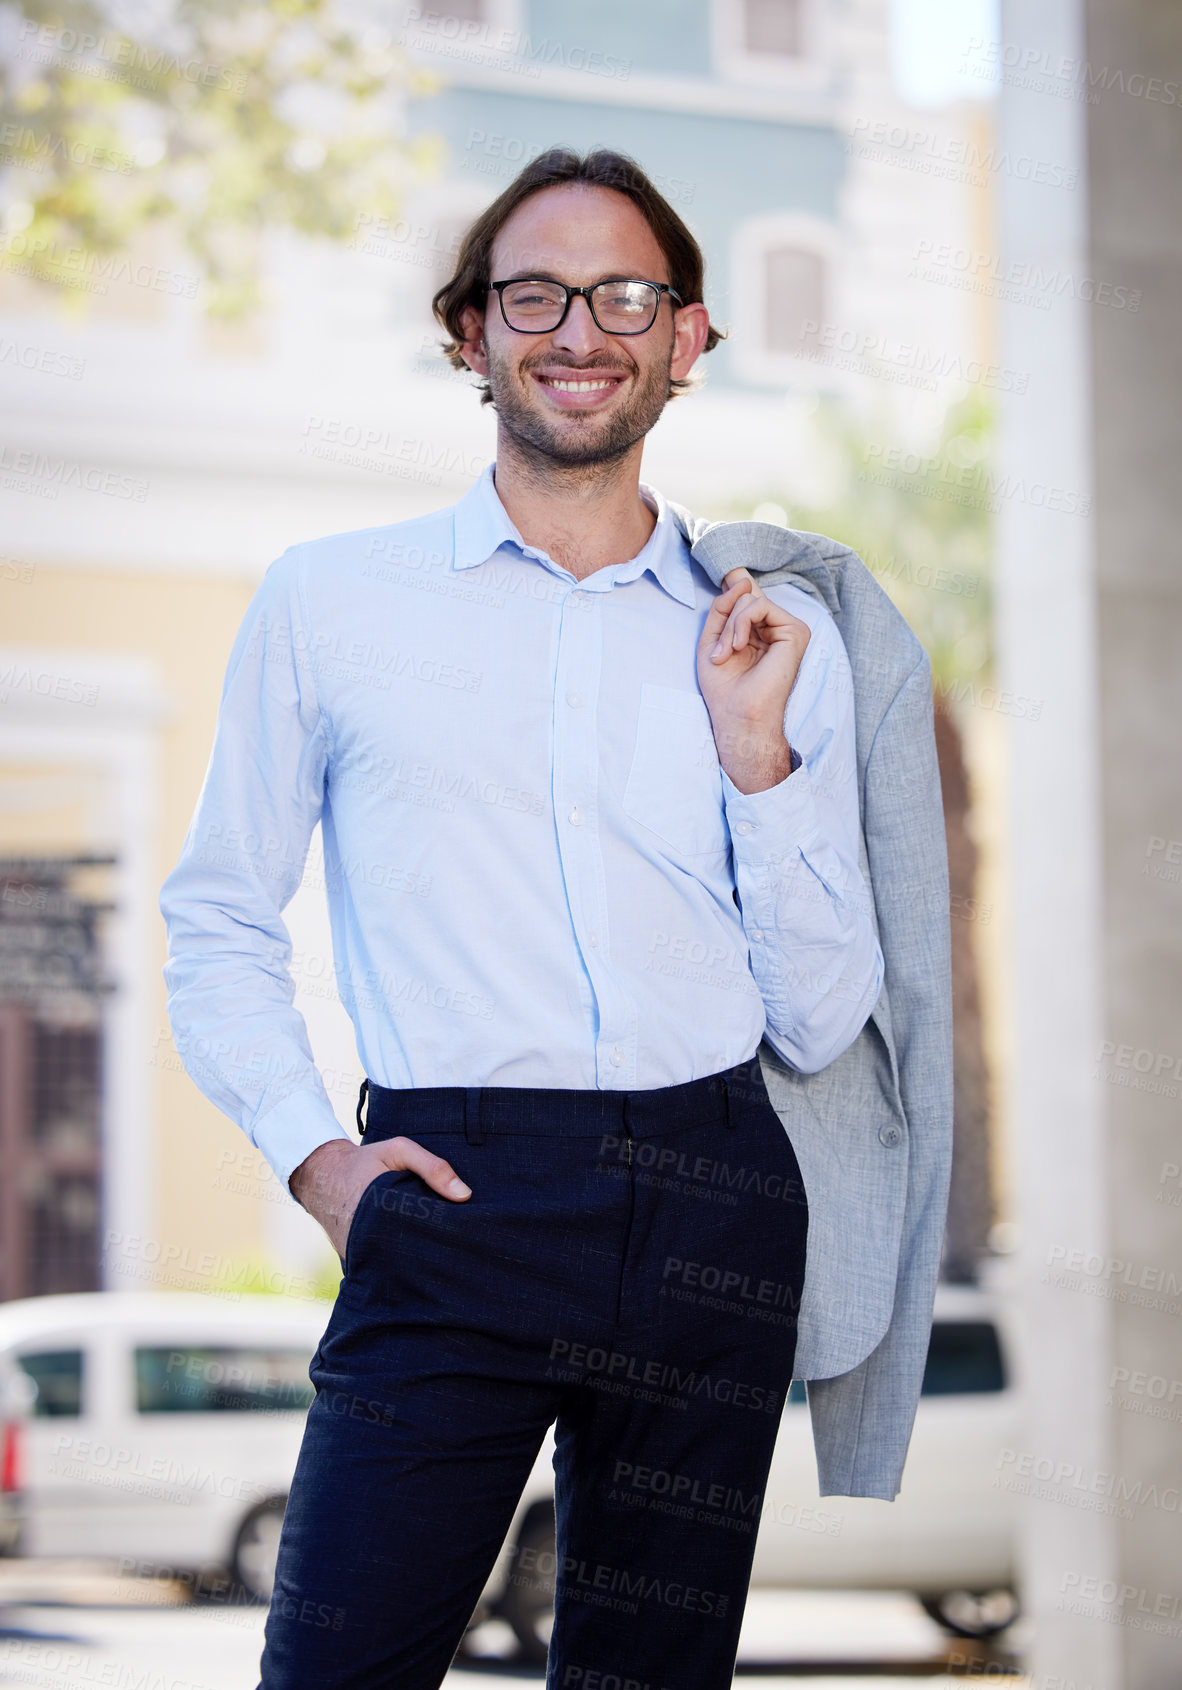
[622,683,730,859]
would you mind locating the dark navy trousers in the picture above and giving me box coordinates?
[258,1055,808,1690]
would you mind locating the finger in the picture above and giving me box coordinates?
[712,591,782,661]
[723,597,806,656]
[726,580,769,647]
[703,580,766,659]
[722,567,756,593]
[731,595,784,652]
[700,579,753,646]
[380,1134,472,1201]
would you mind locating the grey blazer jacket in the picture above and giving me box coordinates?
[666,506,954,1502]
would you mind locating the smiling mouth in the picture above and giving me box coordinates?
[543,377,617,391]
[532,371,628,396]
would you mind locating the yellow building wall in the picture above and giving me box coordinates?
[0,564,284,1281]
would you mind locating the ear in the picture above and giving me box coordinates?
[458,304,488,376]
[669,300,712,384]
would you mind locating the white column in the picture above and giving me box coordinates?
[994,2,1119,1684]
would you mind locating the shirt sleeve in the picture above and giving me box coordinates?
[722,594,884,1073]
[159,545,353,1192]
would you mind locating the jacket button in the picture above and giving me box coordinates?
[878,1123,902,1148]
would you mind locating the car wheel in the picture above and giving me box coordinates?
[231,1496,287,1602]
[919,1587,1020,1638]
[498,1505,555,1665]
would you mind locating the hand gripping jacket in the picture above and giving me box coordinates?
[666,508,954,1501]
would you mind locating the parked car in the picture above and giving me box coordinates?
[0,1349,35,1555]
[0,1281,1020,1659]
[0,1292,325,1592]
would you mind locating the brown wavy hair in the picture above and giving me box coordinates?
[431,147,725,405]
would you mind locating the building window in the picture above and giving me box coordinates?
[731,214,837,386]
[764,246,826,355]
[712,0,828,87]
[742,0,803,57]
[0,858,113,1303]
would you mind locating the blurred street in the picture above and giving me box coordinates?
[0,1562,1027,1688]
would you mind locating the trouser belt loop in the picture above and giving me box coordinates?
[722,1073,734,1130]
[356,1078,370,1138]
[464,1086,486,1146]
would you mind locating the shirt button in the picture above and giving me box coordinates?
[588,932,599,948]
[566,691,583,709]
[878,1123,903,1148]
[751,929,764,943]
[568,806,584,826]
[736,821,754,836]
[610,1049,625,1068]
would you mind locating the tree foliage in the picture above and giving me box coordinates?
[0,0,440,313]
[732,392,994,696]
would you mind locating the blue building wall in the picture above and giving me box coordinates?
[523,0,716,78]
[408,80,845,389]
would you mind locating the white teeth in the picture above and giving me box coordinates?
[544,378,617,392]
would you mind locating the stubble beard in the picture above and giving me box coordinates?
[485,341,673,478]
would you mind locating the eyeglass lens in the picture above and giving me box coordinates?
[500,280,660,332]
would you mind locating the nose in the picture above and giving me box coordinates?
[551,291,609,359]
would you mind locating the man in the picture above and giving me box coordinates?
[161,148,893,1688]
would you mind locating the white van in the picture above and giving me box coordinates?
[0,1283,1020,1658]
[0,1292,326,1593]
[0,1350,34,1555]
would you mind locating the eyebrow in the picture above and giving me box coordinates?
[494,272,666,285]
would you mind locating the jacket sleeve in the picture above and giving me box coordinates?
[805,650,953,1498]
[159,546,353,1192]
[721,603,883,1073]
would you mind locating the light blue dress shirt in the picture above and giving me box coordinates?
[160,465,884,1189]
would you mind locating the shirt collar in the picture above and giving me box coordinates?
[452,463,697,609]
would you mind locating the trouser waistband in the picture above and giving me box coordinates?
[356,1060,768,1147]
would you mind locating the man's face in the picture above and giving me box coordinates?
[459,184,708,469]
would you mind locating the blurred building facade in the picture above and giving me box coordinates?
[7,3,1180,1682]
[0,1,992,1300]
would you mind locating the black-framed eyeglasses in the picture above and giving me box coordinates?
[488,277,684,335]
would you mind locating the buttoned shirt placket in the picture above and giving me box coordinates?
[542,561,638,1087]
